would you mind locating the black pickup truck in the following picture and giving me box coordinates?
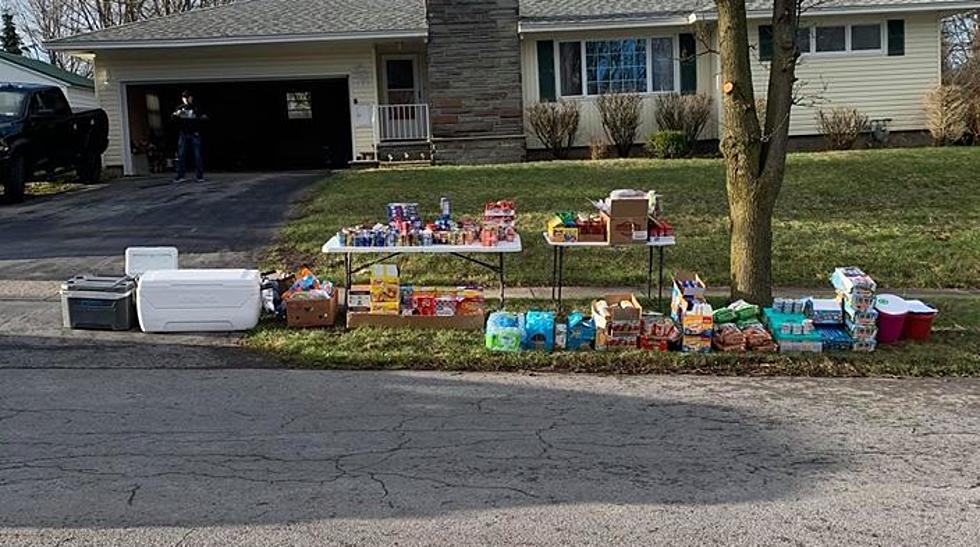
[0,83,109,203]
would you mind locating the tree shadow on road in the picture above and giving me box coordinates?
[0,348,844,528]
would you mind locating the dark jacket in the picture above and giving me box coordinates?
[173,103,207,135]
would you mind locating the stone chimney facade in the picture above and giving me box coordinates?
[425,0,526,164]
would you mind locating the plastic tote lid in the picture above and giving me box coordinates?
[874,293,909,316]
[61,275,135,294]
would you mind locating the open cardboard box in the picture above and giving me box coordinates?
[592,293,643,332]
[286,292,339,328]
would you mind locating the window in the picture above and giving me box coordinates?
[559,42,583,96]
[851,24,882,51]
[585,39,648,94]
[796,27,811,53]
[286,92,312,120]
[650,38,674,92]
[815,26,846,52]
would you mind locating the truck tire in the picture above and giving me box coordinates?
[76,153,102,184]
[2,153,27,204]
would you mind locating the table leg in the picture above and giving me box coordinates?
[647,246,654,300]
[551,247,558,302]
[557,247,565,313]
[498,253,506,309]
[345,253,352,292]
[658,246,666,310]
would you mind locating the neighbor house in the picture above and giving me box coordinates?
[0,51,97,109]
[46,0,977,175]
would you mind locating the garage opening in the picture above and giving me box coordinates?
[125,79,352,174]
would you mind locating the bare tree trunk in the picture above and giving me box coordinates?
[716,0,799,305]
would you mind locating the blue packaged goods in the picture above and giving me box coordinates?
[566,312,597,351]
[521,311,556,351]
[486,312,522,352]
[817,325,853,351]
[845,318,878,341]
[843,300,879,325]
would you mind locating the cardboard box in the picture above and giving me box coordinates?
[602,212,648,246]
[592,294,643,331]
[347,312,485,331]
[370,264,400,302]
[682,335,712,354]
[608,195,650,218]
[549,226,579,243]
[346,285,372,312]
[286,293,338,328]
[672,271,707,299]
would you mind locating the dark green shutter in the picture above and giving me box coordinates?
[679,33,697,94]
[537,40,556,102]
[758,25,773,61]
[887,20,905,56]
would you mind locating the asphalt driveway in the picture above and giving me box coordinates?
[0,172,323,280]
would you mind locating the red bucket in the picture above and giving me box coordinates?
[875,294,908,345]
[902,300,938,341]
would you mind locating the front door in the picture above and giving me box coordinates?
[380,56,424,141]
[382,56,420,105]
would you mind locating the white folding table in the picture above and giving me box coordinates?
[542,233,676,311]
[322,235,523,306]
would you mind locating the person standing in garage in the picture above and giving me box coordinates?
[173,90,208,183]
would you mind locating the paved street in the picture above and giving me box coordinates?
[0,172,322,280]
[2,343,979,545]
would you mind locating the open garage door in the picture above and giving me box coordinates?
[125,78,353,174]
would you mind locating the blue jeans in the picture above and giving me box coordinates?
[176,132,204,180]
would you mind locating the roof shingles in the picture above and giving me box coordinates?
[49,0,974,47]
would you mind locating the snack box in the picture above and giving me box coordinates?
[806,298,844,325]
[682,309,713,336]
[549,226,579,243]
[831,266,877,294]
[370,301,400,316]
[595,330,638,351]
[682,335,712,354]
[843,300,879,325]
[837,290,875,313]
[777,340,823,353]
[845,318,879,341]
[348,313,485,331]
[347,285,372,312]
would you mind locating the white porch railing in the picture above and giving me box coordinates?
[375,104,431,143]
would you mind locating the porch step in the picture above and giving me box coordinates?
[378,159,433,169]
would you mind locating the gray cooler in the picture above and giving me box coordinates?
[60,276,136,331]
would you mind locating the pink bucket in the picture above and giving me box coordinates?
[875,294,909,345]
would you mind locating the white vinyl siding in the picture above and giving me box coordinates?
[0,61,96,109]
[747,13,941,135]
[93,42,378,170]
[522,26,716,150]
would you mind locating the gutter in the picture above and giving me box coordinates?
[46,29,429,52]
[521,1,980,34]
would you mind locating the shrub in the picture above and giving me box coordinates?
[924,85,969,146]
[526,100,581,159]
[595,93,643,158]
[588,135,609,160]
[645,131,688,159]
[815,107,869,150]
[654,93,713,152]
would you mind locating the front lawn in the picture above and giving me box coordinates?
[270,147,980,290]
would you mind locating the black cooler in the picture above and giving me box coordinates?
[60,276,136,331]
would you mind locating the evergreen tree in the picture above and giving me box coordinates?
[2,10,21,55]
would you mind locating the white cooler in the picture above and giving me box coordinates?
[137,269,262,333]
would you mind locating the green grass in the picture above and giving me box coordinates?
[270,147,980,290]
[245,296,980,377]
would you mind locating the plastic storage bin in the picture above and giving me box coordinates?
[125,247,179,277]
[875,293,909,344]
[903,299,938,341]
[137,269,261,333]
[61,275,136,331]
